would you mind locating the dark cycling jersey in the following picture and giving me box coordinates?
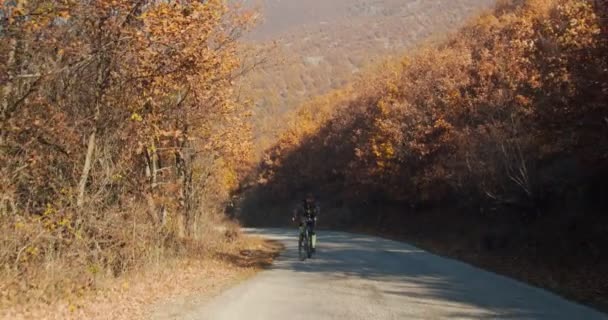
[294,200,319,224]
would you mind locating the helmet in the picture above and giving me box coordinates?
[305,192,314,204]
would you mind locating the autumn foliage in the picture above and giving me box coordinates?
[1,0,254,303]
[239,0,608,305]
[240,0,496,154]
[245,0,607,242]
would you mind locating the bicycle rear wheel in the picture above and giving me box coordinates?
[299,231,307,260]
[306,230,312,258]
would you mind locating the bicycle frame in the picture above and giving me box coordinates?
[298,220,314,260]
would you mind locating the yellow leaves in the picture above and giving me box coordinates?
[43,203,56,216]
[130,113,143,122]
[447,89,461,103]
[382,142,395,158]
[58,218,70,227]
[528,74,542,89]
[515,94,532,107]
[39,203,75,234]
[433,118,452,131]
[25,246,39,257]
[371,138,396,169]
[569,18,581,28]
[58,9,70,19]
[376,99,390,116]
[17,245,40,263]
[222,166,239,191]
[87,264,100,275]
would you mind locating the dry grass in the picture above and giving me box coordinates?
[0,233,283,320]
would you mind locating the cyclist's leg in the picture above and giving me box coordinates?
[309,221,317,250]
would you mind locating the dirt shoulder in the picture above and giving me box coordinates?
[1,235,283,320]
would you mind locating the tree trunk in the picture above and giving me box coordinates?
[77,131,96,207]
[76,48,110,208]
[1,38,18,147]
[151,144,158,188]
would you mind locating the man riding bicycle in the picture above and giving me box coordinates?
[292,193,319,252]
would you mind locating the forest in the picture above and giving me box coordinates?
[240,0,608,308]
[1,0,256,310]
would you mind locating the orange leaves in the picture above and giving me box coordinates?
[1,0,254,218]
[251,0,608,209]
[433,118,452,132]
[554,1,602,49]
[143,0,224,44]
[158,129,183,139]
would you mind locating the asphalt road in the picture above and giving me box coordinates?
[158,228,607,320]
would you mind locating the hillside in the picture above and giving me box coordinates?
[240,0,608,310]
[238,0,496,151]
[247,0,496,40]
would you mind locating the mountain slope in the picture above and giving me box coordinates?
[239,0,496,150]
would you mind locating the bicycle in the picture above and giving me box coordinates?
[298,217,314,260]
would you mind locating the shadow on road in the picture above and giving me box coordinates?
[239,228,606,320]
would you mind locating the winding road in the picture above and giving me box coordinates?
[156,228,607,320]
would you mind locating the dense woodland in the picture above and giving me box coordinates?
[241,0,608,306]
[1,0,254,302]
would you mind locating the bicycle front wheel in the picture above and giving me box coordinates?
[306,231,312,258]
[298,232,306,260]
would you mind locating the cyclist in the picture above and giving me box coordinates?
[292,193,319,252]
